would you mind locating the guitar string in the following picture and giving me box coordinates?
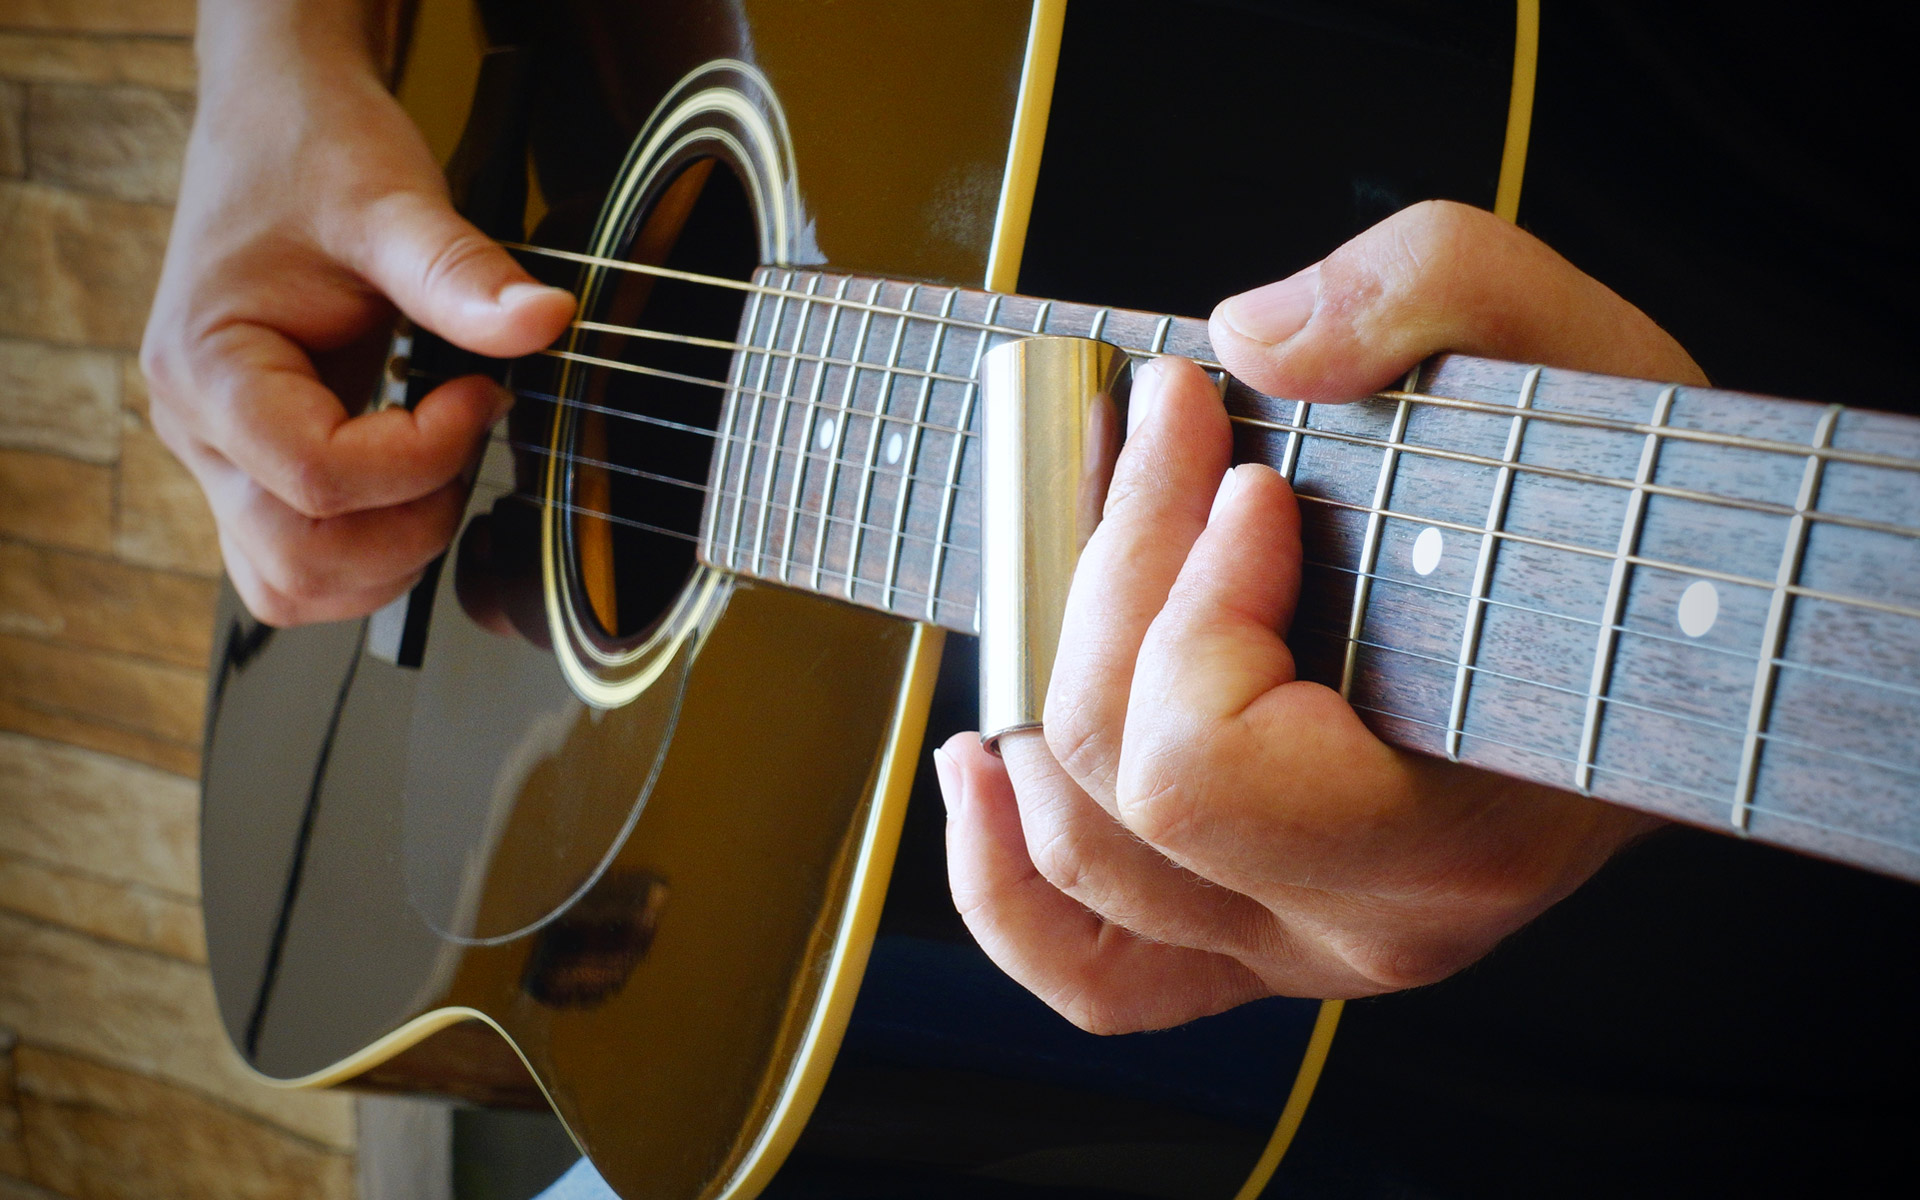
[454,320,1920,550]
[482,433,980,556]
[475,432,1920,709]
[1343,700,1919,857]
[504,241,1920,477]
[479,484,969,619]
[478,481,1920,809]
[1290,623,1920,781]
[1296,554,1920,703]
[468,380,985,535]
[428,366,1920,553]
[461,376,1920,627]
[472,457,1920,781]
[480,244,1920,856]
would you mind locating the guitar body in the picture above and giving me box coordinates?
[203,2,1523,1196]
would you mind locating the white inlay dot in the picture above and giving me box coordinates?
[1677,580,1719,637]
[885,430,904,465]
[1411,526,1444,576]
[816,417,836,449]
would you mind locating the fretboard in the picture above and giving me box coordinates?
[700,267,1920,880]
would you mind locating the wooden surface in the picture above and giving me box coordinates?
[692,267,1920,879]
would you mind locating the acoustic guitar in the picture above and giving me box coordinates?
[198,2,1919,1197]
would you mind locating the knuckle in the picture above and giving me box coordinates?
[1114,754,1196,850]
[1336,932,1473,994]
[252,538,331,612]
[1042,692,1112,786]
[1026,826,1095,898]
[233,574,299,628]
[1050,985,1149,1038]
[280,454,350,520]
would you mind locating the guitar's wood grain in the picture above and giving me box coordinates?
[690,268,1920,879]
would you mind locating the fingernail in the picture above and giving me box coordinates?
[931,746,961,818]
[497,281,572,310]
[1127,356,1166,436]
[1210,465,1244,522]
[1218,264,1319,345]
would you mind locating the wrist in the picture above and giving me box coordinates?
[195,0,399,104]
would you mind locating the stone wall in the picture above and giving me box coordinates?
[0,3,369,1195]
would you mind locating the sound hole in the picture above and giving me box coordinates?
[570,157,756,640]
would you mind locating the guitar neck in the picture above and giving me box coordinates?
[700,267,1920,880]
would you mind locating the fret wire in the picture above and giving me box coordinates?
[768,276,846,578]
[810,279,883,591]
[886,287,959,612]
[706,278,765,565]
[728,270,797,568]
[1576,386,1675,793]
[1731,404,1843,831]
[774,277,841,579]
[1149,314,1173,354]
[926,293,1001,627]
[1345,698,1918,856]
[847,284,918,602]
[1087,307,1112,342]
[1447,366,1538,760]
[1341,398,1413,698]
[1278,400,1311,481]
[511,244,1920,477]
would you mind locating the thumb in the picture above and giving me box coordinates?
[341,188,575,359]
[1209,200,1706,402]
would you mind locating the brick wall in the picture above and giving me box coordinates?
[0,3,367,1195]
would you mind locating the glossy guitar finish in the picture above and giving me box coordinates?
[202,2,1526,1196]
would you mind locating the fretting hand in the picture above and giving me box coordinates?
[140,1,573,626]
[937,201,1710,1031]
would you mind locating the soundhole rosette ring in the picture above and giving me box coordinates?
[542,60,800,708]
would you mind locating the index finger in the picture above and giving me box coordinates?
[176,319,509,520]
[1040,355,1231,813]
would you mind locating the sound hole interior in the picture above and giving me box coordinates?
[571,157,755,640]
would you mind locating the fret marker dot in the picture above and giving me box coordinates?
[885,431,904,465]
[1411,527,1444,576]
[1678,580,1719,637]
[817,417,835,449]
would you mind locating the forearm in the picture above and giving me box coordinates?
[195,0,402,99]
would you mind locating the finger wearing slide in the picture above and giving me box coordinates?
[1042,355,1232,812]
[166,323,513,522]
[939,734,1272,1034]
[993,730,1278,963]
